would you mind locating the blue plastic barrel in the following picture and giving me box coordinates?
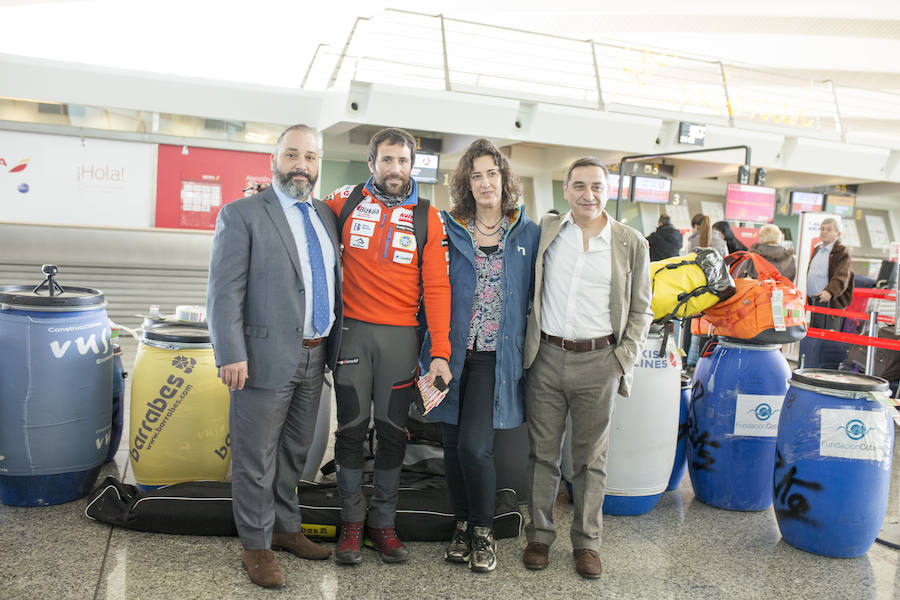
[667,374,693,491]
[775,369,894,558]
[691,338,717,390]
[687,339,790,511]
[105,344,125,462]
[0,267,112,506]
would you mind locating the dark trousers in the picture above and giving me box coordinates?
[441,350,496,529]
[803,296,848,369]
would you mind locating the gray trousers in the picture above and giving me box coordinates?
[333,319,417,528]
[525,340,619,551]
[230,343,326,550]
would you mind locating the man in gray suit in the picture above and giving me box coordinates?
[207,124,342,588]
[521,158,652,579]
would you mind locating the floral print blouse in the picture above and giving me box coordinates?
[467,216,509,351]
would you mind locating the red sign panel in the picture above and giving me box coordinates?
[724,183,776,223]
[156,145,272,230]
[733,226,760,248]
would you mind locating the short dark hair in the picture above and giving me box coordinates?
[275,124,316,152]
[659,214,671,226]
[367,128,417,166]
[564,157,610,187]
[449,138,521,220]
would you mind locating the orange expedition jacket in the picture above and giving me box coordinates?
[325,179,451,360]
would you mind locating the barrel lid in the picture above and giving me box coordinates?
[681,374,692,388]
[0,284,105,308]
[791,369,889,393]
[143,324,211,344]
[0,265,105,309]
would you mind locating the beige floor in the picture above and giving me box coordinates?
[1,337,899,600]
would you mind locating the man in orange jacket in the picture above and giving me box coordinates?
[324,127,452,565]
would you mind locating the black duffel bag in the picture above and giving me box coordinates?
[84,477,523,541]
[85,477,236,536]
[298,482,522,541]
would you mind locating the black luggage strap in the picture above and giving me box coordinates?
[337,183,430,270]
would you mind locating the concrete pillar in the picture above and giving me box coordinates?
[530,170,555,218]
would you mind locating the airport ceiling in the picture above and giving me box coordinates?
[1,1,899,193]
[1,1,897,93]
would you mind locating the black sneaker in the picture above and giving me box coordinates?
[468,526,497,573]
[444,520,470,563]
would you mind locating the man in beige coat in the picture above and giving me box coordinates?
[521,158,652,579]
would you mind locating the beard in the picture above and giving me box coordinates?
[274,167,318,199]
[373,171,410,196]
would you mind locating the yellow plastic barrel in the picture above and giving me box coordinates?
[129,324,230,489]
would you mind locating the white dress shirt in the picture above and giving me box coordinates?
[541,212,613,339]
[807,241,834,297]
[273,185,337,338]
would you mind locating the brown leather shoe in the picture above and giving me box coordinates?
[272,531,332,560]
[241,549,286,588]
[573,548,602,579]
[522,541,549,570]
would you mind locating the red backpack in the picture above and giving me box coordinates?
[702,251,807,343]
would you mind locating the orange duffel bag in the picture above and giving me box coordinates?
[701,251,806,344]
[690,315,714,336]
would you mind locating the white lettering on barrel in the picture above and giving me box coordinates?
[49,328,110,359]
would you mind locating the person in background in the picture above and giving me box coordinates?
[419,138,539,573]
[521,157,652,579]
[747,224,796,280]
[646,214,683,261]
[684,213,726,368]
[687,214,727,257]
[207,124,341,588]
[712,220,747,255]
[802,217,854,368]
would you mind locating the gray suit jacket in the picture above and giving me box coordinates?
[207,187,343,389]
[523,212,653,397]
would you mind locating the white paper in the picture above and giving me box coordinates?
[666,204,692,232]
[700,201,724,224]
[841,218,861,247]
[733,394,784,437]
[819,408,889,461]
[865,215,890,248]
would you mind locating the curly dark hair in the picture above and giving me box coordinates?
[449,138,521,220]
[367,128,416,166]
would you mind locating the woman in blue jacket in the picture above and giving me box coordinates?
[419,138,539,573]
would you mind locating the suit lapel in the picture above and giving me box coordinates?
[263,189,305,282]
[609,218,625,335]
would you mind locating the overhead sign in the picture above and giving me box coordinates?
[411,152,439,184]
[0,130,155,227]
[678,122,706,146]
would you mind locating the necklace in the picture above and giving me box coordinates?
[475,214,503,229]
[474,219,503,237]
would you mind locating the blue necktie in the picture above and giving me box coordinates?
[295,202,330,336]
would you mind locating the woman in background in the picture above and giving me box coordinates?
[713,220,748,255]
[687,213,728,257]
[747,224,796,280]
[418,138,539,573]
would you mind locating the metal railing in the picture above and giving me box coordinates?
[302,9,900,145]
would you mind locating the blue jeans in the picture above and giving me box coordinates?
[441,350,496,529]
